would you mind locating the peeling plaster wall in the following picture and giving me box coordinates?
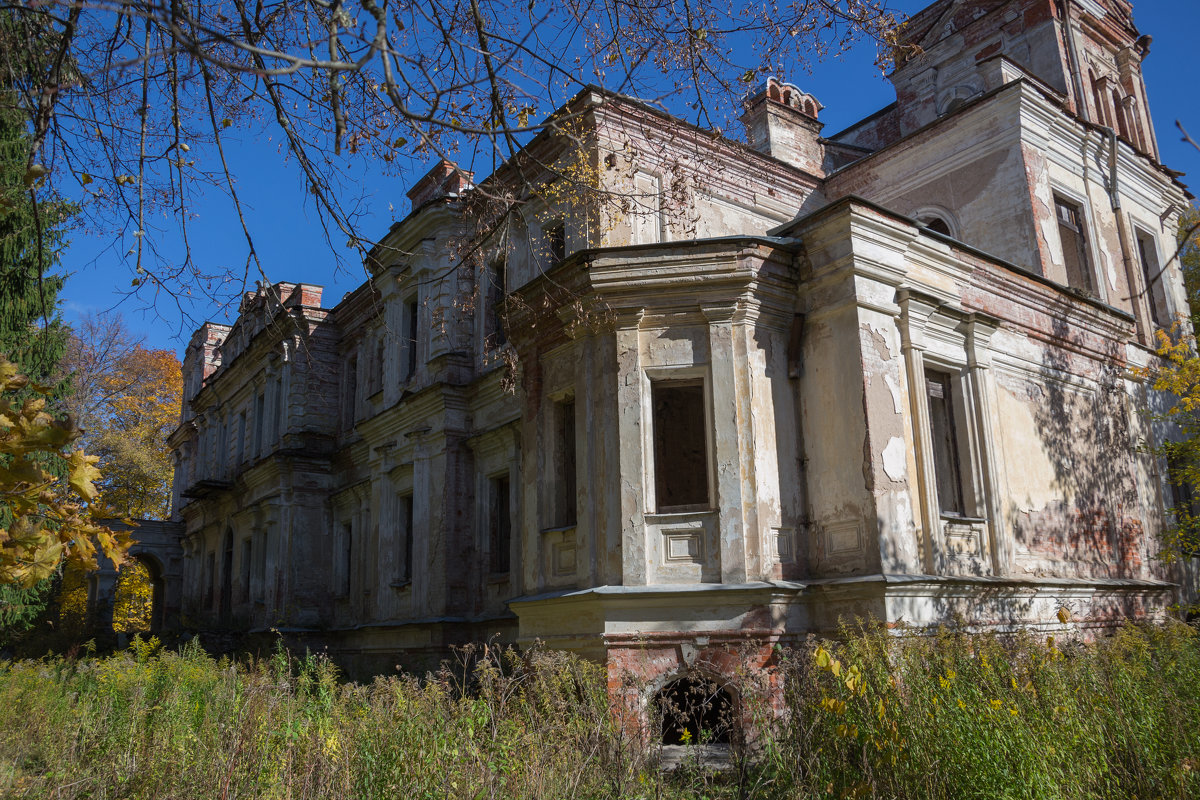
[827,86,1040,273]
[170,6,1193,677]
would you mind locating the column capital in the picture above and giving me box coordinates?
[700,302,736,324]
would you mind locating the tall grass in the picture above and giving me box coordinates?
[0,621,1197,799]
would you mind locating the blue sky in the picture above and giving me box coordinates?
[56,0,1200,355]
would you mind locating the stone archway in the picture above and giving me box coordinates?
[111,555,161,635]
[84,519,185,637]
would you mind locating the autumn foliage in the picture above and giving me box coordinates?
[65,314,182,520]
[0,356,130,586]
[1145,206,1200,560]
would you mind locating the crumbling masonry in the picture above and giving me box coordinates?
[169,0,1198,728]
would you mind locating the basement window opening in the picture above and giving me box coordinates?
[655,675,734,746]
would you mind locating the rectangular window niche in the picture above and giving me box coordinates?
[651,381,710,513]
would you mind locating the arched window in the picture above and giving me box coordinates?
[920,216,952,237]
[654,675,735,745]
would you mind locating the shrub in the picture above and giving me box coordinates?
[0,622,1197,799]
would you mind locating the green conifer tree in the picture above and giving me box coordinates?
[0,100,69,394]
[0,10,75,648]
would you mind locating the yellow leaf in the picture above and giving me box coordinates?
[67,449,103,501]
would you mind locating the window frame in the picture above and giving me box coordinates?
[544,220,566,265]
[484,257,507,350]
[1132,223,1170,328]
[552,395,577,528]
[403,296,420,380]
[488,473,512,575]
[1053,192,1098,296]
[647,374,714,514]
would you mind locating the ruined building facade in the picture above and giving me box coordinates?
[170,0,1196,686]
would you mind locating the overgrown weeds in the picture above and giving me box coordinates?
[0,620,1197,799]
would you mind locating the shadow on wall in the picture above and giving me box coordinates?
[1025,306,1142,580]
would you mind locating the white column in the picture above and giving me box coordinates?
[615,309,647,586]
[702,303,749,584]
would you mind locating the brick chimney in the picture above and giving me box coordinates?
[741,77,825,177]
[407,160,475,211]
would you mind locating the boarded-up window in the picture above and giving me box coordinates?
[633,171,662,245]
[554,398,577,527]
[1056,196,1094,293]
[489,476,511,573]
[652,381,709,511]
[926,370,965,516]
[1135,227,1168,327]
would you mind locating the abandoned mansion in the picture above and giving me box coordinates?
[168,0,1198,679]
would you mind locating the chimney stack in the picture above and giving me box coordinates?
[407,160,475,212]
[741,77,825,177]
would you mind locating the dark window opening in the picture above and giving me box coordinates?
[652,382,709,511]
[374,338,385,393]
[1090,72,1108,127]
[546,221,565,264]
[487,260,507,348]
[926,370,966,516]
[405,299,419,379]
[920,216,952,237]
[237,412,246,465]
[656,676,734,746]
[241,538,252,601]
[400,494,414,582]
[555,398,577,527]
[220,532,233,623]
[204,551,215,610]
[1135,228,1168,327]
[342,522,353,596]
[345,356,358,427]
[1113,89,1130,141]
[1055,196,1094,293]
[489,475,511,574]
[257,528,269,602]
[273,375,284,442]
[254,392,265,453]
